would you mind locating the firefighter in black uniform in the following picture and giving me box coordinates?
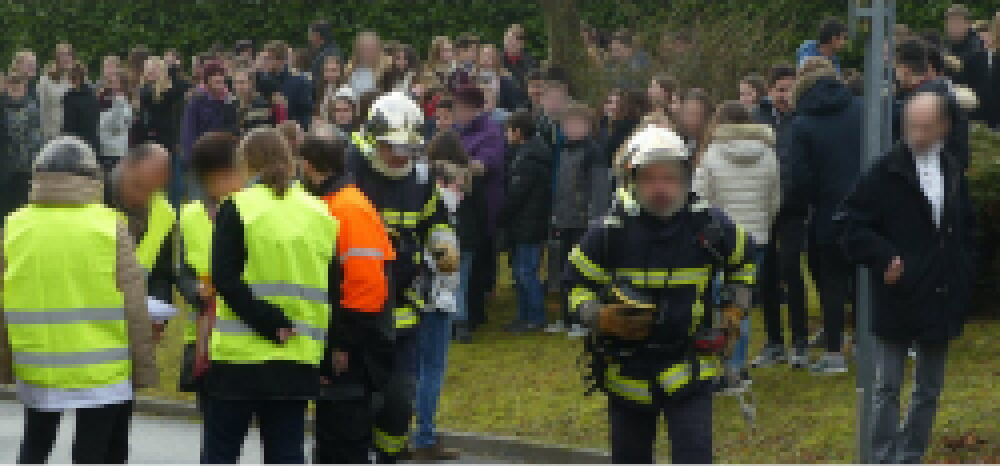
[348,91,458,463]
[565,127,756,464]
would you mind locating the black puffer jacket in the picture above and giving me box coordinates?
[498,136,552,245]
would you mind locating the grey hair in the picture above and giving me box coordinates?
[33,136,101,179]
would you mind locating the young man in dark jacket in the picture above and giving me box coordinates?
[257,41,314,130]
[837,92,977,464]
[780,57,863,374]
[61,65,100,155]
[945,4,984,85]
[498,112,551,332]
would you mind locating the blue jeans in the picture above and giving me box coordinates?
[715,246,766,373]
[413,311,454,448]
[512,244,545,326]
[455,252,475,323]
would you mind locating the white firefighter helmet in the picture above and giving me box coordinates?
[617,126,689,181]
[361,91,425,148]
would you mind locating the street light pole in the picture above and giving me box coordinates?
[851,0,895,463]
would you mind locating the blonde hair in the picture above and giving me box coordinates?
[144,57,172,102]
[346,31,382,76]
[239,127,294,197]
[10,50,34,75]
[426,36,454,73]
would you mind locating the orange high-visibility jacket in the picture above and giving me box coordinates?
[323,184,396,313]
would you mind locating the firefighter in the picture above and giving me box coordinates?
[565,126,756,464]
[348,91,458,463]
[176,133,246,393]
[299,132,396,463]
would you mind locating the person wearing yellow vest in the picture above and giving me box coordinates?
[299,131,396,464]
[176,132,246,394]
[105,144,198,338]
[0,136,158,464]
[200,127,338,464]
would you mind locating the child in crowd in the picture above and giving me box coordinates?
[546,101,608,338]
[498,111,552,332]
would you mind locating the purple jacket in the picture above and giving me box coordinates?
[180,89,238,159]
[457,112,506,236]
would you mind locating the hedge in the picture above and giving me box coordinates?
[2,0,998,72]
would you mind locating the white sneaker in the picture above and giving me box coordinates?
[544,320,568,333]
[567,323,590,338]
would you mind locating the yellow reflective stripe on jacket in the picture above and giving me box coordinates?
[381,209,421,228]
[569,246,611,284]
[615,266,711,287]
[728,262,756,284]
[656,358,719,394]
[568,287,598,312]
[374,428,408,454]
[606,364,653,404]
[729,226,747,265]
[135,192,176,272]
[394,307,419,329]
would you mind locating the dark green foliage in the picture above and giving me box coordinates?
[3,1,998,73]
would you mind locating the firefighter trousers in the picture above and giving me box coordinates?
[609,393,714,464]
[372,333,418,463]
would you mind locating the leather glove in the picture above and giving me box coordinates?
[598,304,654,341]
[430,242,459,274]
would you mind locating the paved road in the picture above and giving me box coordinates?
[0,401,511,464]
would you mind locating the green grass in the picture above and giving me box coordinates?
[148,257,1000,463]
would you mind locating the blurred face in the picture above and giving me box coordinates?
[830,34,849,53]
[458,45,478,64]
[359,36,381,65]
[124,147,170,207]
[143,59,165,82]
[164,51,180,67]
[527,79,544,107]
[542,85,568,117]
[678,100,707,138]
[102,57,119,79]
[505,127,522,145]
[8,82,26,98]
[439,41,454,62]
[739,81,758,107]
[479,46,498,69]
[258,51,280,73]
[563,116,591,141]
[904,96,948,154]
[610,40,631,60]
[635,162,687,216]
[231,72,253,96]
[504,31,523,54]
[648,81,666,105]
[947,15,969,41]
[769,77,796,113]
[454,101,481,126]
[437,107,454,129]
[56,44,74,69]
[203,168,246,201]
[394,50,408,70]
[323,58,341,84]
[106,73,123,93]
[604,93,620,119]
[207,74,228,95]
[17,53,37,77]
[376,142,413,169]
[309,30,323,47]
[333,99,354,126]
[894,63,914,89]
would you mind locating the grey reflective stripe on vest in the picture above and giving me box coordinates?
[250,282,329,304]
[342,248,384,259]
[3,308,126,325]
[214,319,328,342]
[13,347,130,367]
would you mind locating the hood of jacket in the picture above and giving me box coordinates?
[708,123,775,163]
[29,172,103,205]
[790,65,852,116]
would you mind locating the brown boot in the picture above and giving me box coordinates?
[410,442,461,462]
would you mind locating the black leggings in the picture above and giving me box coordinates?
[760,216,809,348]
[18,401,133,464]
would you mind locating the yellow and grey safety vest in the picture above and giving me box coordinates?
[179,200,213,344]
[3,204,130,389]
[211,184,338,366]
[134,191,175,274]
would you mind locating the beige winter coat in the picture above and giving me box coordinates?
[693,123,781,244]
[0,173,158,389]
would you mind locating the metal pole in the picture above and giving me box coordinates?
[856,0,894,463]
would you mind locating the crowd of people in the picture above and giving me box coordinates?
[0,3,992,464]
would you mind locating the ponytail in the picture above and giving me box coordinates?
[238,126,294,198]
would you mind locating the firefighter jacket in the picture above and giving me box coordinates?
[347,147,454,332]
[564,191,756,407]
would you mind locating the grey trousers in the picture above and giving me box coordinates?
[871,337,950,464]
